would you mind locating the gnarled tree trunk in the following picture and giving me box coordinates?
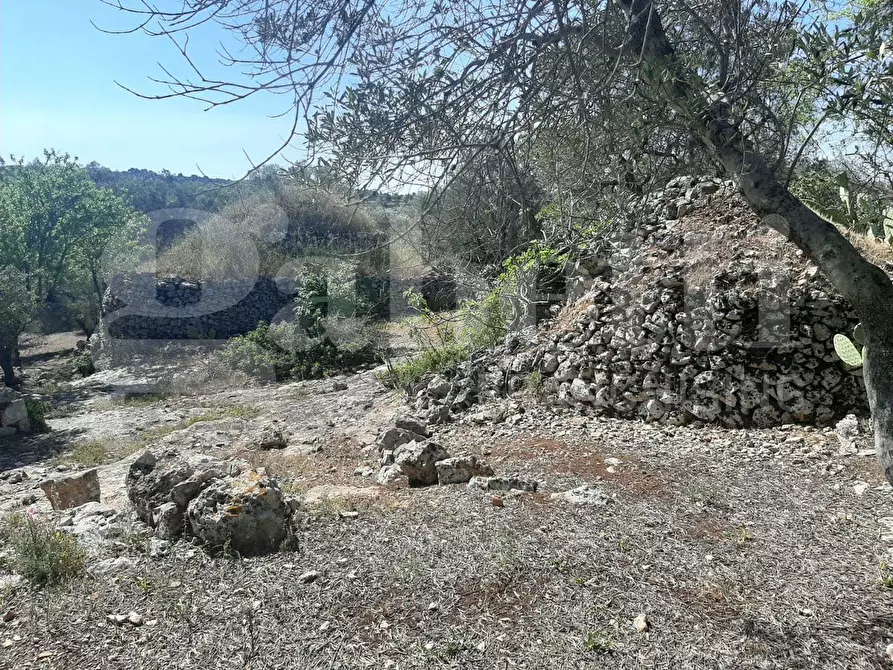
[619,0,893,485]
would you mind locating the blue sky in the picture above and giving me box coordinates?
[1,1,297,178]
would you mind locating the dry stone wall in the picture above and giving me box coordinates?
[98,274,295,341]
[412,177,869,428]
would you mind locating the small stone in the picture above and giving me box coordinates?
[127,611,143,626]
[491,496,504,508]
[633,613,650,633]
[20,494,37,506]
[257,426,288,450]
[427,602,439,612]
[332,381,348,392]
[299,570,321,584]
[319,621,331,632]
[2,610,15,623]
[89,557,134,577]
[148,538,171,558]
[886,642,893,660]
[853,482,870,496]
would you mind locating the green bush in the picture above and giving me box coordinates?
[217,319,379,381]
[3,512,85,585]
[68,352,95,378]
[378,243,566,391]
[25,398,50,433]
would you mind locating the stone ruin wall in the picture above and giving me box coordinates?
[412,177,868,428]
[98,274,294,341]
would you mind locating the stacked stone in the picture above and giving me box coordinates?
[98,274,295,341]
[0,387,30,436]
[410,177,868,428]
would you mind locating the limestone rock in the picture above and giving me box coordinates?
[40,469,101,510]
[257,425,288,450]
[394,441,450,486]
[186,469,291,555]
[550,485,609,505]
[377,427,421,451]
[426,376,452,399]
[394,414,429,438]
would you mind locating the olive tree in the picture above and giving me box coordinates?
[106,0,893,482]
[0,268,35,387]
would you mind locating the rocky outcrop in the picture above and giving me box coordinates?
[408,177,869,428]
[186,469,291,555]
[125,449,237,539]
[126,449,292,553]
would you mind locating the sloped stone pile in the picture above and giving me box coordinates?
[408,177,868,428]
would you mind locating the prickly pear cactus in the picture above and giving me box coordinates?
[853,323,865,346]
[833,333,863,367]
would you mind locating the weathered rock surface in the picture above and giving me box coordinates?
[126,449,236,536]
[186,469,291,555]
[0,392,31,434]
[394,441,450,486]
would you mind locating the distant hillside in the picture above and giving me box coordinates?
[85,164,238,213]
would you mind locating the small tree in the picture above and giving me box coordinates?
[0,267,35,387]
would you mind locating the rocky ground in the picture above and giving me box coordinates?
[1,335,893,668]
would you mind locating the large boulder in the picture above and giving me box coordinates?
[1,398,30,433]
[186,469,291,555]
[393,441,450,486]
[126,449,234,537]
[40,469,101,510]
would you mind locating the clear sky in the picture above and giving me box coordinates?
[1,1,298,178]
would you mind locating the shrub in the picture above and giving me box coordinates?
[25,398,50,433]
[68,352,95,378]
[217,319,379,381]
[3,512,85,585]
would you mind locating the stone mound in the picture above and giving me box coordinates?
[412,176,870,428]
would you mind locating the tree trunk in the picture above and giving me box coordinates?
[619,0,893,484]
[0,346,16,388]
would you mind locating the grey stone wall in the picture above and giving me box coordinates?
[98,274,295,341]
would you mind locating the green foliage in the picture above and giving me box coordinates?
[792,167,893,239]
[217,318,379,382]
[583,630,615,654]
[0,151,149,334]
[68,353,96,378]
[24,398,50,433]
[833,333,863,367]
[2,512,85,585]
[379,242,566,391]
[378,342,469,389]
